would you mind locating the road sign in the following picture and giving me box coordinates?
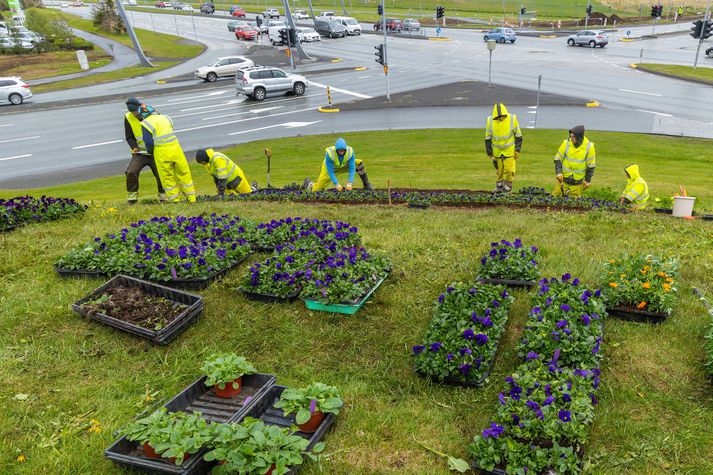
[436,26,442,37]
[626,30,631,36]
[76,50,89,70]
[487,39,496,50]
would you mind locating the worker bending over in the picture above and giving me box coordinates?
[485,102,523,193]
[553,125,595,198]
[303,138,372,191]
[123,98,165,204]
[620,164,649,211]
[196,148,254,196]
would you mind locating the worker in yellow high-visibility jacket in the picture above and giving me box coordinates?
[195,148,253,196]
[553,125,595,198]
[123,98,165,204]
[485,102,523,193]
[141,112,196,203]
[620,164,649,211]
[303,138,372,191]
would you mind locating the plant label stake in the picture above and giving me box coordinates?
[388,179,392,205]
[264,148,272,188]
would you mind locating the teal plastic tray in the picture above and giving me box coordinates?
[304,273,389,315]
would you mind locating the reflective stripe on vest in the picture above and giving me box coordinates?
[625,179,649,204]
[142,115,177,148]
[210,152,238,179]
[561,140,593,180]
[487,115,519,153]
[326,146,354,167]
[125,112,145,149]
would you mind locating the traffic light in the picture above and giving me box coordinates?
[374,44,384,65]
[288,28,298,46]
[377,4,382,15]
[586,5,592,15]
[651,5,657,17]
[279,28,288,45]
[704,20,713,39]
[520,7,526,15]
[691,19,703,38]
[436,5,445,19]
[256,16,263,27]
[658,5,664,16]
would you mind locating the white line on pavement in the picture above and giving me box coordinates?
[0,154,31,161]
[637,109,673,117]
[618,88,662,97]
[172,93,321,118]
[179,98,245,112]
[357,76,371,79]
[0,123,14,128]
[0,135,40,144]
[173,107,316,134]
[72,139,123,150]
[228,120,321,136]
[308,81,373,99]
[202,106,284,121]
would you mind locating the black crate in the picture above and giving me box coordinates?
[654,208,673,215]
[0,224,19,233]
[72,275,204,345]
[478,278,536,290]
[408,203,431,209]
[233,385,336,475]
[55,266,108,279]
[414,344,500,388]
[607,306,670,324]
[105,373,276,474]
[239,286,302,303]
[159,255,251,291]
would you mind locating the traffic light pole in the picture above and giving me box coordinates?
[694,0,712,68]
[585,0,590,28]
[382,0,390,100]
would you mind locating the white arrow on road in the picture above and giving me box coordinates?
[180,98,245,112]
[202,106,284,121]
[228,121,321,136]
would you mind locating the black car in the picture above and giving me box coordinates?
[200,2,214,13]
[314,18,346,38]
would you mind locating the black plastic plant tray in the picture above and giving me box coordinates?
[54,266,108,279]
[251,243,277,252]
[607,306,670,324]
[233,385,336,475]
[408,203,431,209]
[0,224,19,233]
[160,255,251,291]
[471,460,507,475]
[414,348,498,388]
[654,208,673,214]
[240,286,302,303]
[703,214,713,221]
[104,373,276,474]
[478,278,536,289]
[72,275,204,345]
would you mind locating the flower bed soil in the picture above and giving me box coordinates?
[240,287,302,303]
[478,278,536,290]
[303,272,389,315]
[105,373,276,474]
[72,275,203,345]
[606,305,670,324]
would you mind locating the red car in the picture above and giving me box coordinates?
[230,6,246,17]
[235,25,258,40]
[155,1,170,7]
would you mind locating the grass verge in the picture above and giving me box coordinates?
[636,62,713,86]
[0,51,112,81]
[1,129,713,473]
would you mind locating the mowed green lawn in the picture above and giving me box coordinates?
[1,129,713,474]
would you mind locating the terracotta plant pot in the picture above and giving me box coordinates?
[213,377,242,398]
[297,411,324,433]
[142,442,160,459]
[266,463,276,475]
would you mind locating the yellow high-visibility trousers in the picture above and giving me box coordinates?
[552,181,584,198]
[155,144,196,202]
[494,156,516,191]
[313,158,364,191]
[226,168,252,195]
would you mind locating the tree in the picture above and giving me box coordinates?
[91,0,126,35]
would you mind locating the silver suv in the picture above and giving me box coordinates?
[0,77,32,105]
[236,66,308,101]
[567,30,608,48]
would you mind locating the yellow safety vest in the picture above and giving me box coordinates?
[325,146,354,169]
[140,114,178,147]
[555,138,596,182]
[205,150,240,182]
[485,114,522,157]
[622,165,649,208]
[125,112,145,150]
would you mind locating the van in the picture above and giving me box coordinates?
[313,18,346,38]
[333,16,361,35]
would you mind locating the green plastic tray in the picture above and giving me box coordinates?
[304,274,389,315]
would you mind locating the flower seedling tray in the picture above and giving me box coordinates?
[0,224,19,233]
[478,278,536,290]
[654,208,673,214]
[72,275,204,345]
[303,273,389,315]
[414,345,499,388]
[233,385,335,475]
[54,266,108,279]
[408,203,431,209]
[240,287,302,303]
[607,306,670,324]
[161,255,252,291]
[104,373,276,474]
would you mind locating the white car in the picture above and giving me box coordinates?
[0,37,35,49]
[122,0,137,5]
[296,27,320,42]
[333,16,361,35]
[0,77,32,105]
[61,2,69,6]
[317,11,334,17]
[292,10,308,19]
[181,4,193,11]
[262,8,280,18]
[194,56,254,82]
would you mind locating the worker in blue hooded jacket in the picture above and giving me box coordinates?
[303,138,372,191]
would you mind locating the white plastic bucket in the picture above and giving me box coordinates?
[672,196,696,217]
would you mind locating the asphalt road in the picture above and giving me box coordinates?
[2,10,713,187]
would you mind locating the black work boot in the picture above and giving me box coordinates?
[359,172,373,190]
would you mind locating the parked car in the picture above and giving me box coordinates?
[230,5,246,17]
[706,46,713,58]
[314,18,346,38]
[235,25,258,40]
[373,18,402,32]
[292,9,308,19]
[180,4,194,11]
[72,0,83,5]
[483,27,516,43]
[195,56,254,82]
[333,16,361,35]
[296,27,320,42]
[122,0,137,6]
[155,1,170,7]
[0,77,32,105]
[227,20,246,31]
[200,2,214,13]
[567,30,608,48]
[262,8,280,18]
[235,66,308,101]
[0,37,34,49]
[6,30,42,44]
[317,11,334,17]
[403,18,420,31]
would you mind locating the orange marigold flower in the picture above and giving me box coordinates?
[16,455,26,463]
[642,282,651,289]
[640,269,647,275]
[666,277,674,283]
[609,282,618,288]
[637,301,647,309]
[663,283,672,292]
[657,272,666,277]
[620,274,627,278]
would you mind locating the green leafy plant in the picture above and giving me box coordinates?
[478,239,540,282]
[603,254,679,314]
[274,383,343,425]
[407,195,431,208]
[119,409,212,465]
[200,354,257,390]
[204,418,324,475]
[654,196,674,209]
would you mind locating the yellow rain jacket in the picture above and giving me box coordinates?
[125,112,145,151]
[621,164,649,209]
[554,128,596,185]
[202,149,251,195]
[485,103,523,158]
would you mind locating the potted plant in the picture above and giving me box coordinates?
[477,239,540,288]
[653,196,674,214]
[273,382,343,433]
[119,408,211,465]
[201,353,258,398]
[204,418,325,474]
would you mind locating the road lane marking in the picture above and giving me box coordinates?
[173,107,316,134]
[0,123,14,128]
[228,120,321,136]
[637,109,673,117]
[72,139,122,150]
[202,106,284,121]
[308,81,373,99]
[179,98,245,112]
[0,135,39,144]
[172,94,321,118]
[0,153,31,161]
[357,76,371,79]
[618,88,662,97]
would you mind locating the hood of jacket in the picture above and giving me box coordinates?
[625,164,640,182]
[569,125,585,146]
[335,137,347,151]
[492,102,509,119]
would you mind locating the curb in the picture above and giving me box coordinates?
[539,35,557,38]
[586,100,600,108]
[331,58,343,63]
[354,66,366,71]
[428,37,451,41]
[619,38,637,42]
[318,106,340,113]
[633,64,713,87]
